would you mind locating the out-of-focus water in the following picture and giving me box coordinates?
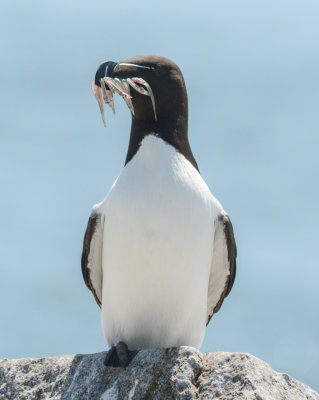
[1,0,318,391]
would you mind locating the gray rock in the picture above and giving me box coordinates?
[0,347,318,400]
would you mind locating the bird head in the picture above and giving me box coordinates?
[91,55,187,128]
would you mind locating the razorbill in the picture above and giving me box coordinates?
[82,55,236,368]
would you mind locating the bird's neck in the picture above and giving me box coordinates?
[125,106,198,171]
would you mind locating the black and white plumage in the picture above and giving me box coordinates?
[82,55,236,366]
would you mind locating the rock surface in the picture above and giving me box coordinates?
[0,347,318,400]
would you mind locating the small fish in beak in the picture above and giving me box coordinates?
[91,80,106,127]
[91,64,157,128]
[101,78,115,115]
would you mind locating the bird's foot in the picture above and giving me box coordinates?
[104,341,138,368]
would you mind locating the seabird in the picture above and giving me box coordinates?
[82,55,237,368]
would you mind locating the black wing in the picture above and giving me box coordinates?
[206,213,237,325]
[81,212,104,307]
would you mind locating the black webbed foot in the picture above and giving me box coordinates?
[104,341,138,368]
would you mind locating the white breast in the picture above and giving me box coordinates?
[100,135,220,350]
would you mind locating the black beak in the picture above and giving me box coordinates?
[95,61,117,86]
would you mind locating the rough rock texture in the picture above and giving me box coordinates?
[0,348,318,400]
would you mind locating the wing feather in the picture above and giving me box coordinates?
[206,213,237,325]
[81,211,104,307]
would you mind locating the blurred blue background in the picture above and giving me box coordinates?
[1,0,318,391]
